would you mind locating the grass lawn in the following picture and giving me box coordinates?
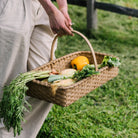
[37,0,138,137]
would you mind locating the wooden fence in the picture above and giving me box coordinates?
[52,0,138,30]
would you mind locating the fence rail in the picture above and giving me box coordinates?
[96,2,138,18]
[52,0,138,29]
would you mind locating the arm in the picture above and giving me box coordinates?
[56,0,72,29]
[39,0,73,36]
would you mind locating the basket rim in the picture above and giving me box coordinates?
[32,51,115,71]
[31,51,118,90]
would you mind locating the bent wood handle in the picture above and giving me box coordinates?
[50,30,98,71]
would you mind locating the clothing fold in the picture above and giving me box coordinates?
[0,0,56,137]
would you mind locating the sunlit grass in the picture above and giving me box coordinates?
[37,0,138,137]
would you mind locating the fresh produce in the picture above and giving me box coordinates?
[73,56,121,82]
[73,64,100,82]
[98,56,121,68]
[52,79,75,87]
[48,75,70,83]
[71,56,89,70]
[60,68,76,77]
[0,70,50,136]
[50,78,75,96]
[48,69,76,83]
[50,69,59,75]
[48,56,121,83]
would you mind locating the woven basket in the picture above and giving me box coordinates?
[27,30,119,107]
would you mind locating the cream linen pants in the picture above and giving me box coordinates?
[0,0,57,137]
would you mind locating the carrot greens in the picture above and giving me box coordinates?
[0,71,50,137]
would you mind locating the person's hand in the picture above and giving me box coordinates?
[49,8,73,36]
[39,0,73,36]
[60,7,72,31]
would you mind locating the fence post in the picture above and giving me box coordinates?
[87,0,97,30]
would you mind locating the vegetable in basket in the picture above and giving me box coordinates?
[72,56,121,82]
[48,69,76,95]
[98,56,121,68]
[71,56,89,70]
[48,69,76,83]
[52,79,75,87]
[48,68,76,86]
[73,64,100,82]
[60,68,76,77]
[48,75,69,82]
[0,70,51,136]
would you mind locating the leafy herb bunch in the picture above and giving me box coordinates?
[73,64,99,81]
[0,71,50,136]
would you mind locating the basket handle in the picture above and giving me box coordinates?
[50,30,98,71]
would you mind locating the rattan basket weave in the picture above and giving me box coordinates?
[26,30,119,107]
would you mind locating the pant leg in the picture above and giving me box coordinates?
[0,0,33,98]
[0,0,55,138]
[0,0,57,137]
[24,1,58,138]
[27,2,57,70]
[0,0,33,137]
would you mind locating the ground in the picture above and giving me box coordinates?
[37,0,138,137]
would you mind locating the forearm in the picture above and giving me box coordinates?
[56,0,68,11]
[39,0,68,14]
[38,0,73,36]
[38,0,58,16]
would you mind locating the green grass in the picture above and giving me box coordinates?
[37,1,138,137]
